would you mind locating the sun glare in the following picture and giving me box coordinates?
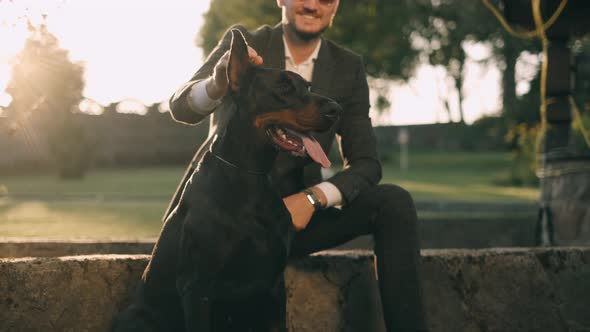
[0,0,211,108]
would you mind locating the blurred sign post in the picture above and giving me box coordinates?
[398,127,409,171]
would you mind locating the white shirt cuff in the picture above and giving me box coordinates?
[314,182,343,208]
[189,79,222,115]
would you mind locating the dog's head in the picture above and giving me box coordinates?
[226,29,341,168]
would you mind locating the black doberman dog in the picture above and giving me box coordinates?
[113,29,340,332]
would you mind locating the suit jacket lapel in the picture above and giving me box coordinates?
[311,38,335,96]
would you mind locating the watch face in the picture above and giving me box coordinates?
[304,190,321,210]
[305,193,316,205]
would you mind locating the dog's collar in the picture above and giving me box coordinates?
[211,152,269,176]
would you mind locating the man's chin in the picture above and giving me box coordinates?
[287,23,327,41]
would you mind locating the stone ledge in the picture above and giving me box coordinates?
[0,238,156,258]
[1,248,589,332]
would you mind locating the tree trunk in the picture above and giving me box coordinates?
[456,53,466,124]
[502,38,519,119]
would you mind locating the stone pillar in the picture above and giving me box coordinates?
[538,36,590,245]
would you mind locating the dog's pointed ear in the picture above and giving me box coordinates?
[227,29,252,93]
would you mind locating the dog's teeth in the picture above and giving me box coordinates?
[288,140,293,144]
[281,134,287,140]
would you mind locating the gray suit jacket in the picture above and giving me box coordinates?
[165,24,381,218]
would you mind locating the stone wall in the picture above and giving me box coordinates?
[0,111,207,172]
[1,248,589,332]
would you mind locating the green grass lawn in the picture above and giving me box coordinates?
[0,150,539,238]
[0,167,184,196]
[381,150,539,202]
[0,200,167,239]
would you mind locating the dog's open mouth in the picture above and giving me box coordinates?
[266,125,331,168]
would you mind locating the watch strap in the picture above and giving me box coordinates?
[303,189,322,211]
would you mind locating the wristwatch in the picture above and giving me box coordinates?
[303,189,322,211]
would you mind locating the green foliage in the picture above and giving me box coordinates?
[571,36,590,152]
[571,104,590,152]
[325,0,421,79]
[375,95,391,113]
[47,116,96,179]
[5,22,88,179]
[466,115,509,150]
[200,0,421,80]
[504,123,539,186]
[199,0,280,55]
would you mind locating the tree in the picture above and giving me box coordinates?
[199,0,279,55]
[5,21,89,179]
[410,0,541,124]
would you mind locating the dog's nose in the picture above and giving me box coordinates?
[320,100,342,119]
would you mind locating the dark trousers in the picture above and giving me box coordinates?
[290,184,428,332]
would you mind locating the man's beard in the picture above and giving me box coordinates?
[286,22,328,41]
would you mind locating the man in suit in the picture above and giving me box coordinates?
[167,0,428,330]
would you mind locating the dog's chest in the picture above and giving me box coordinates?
[191,207,292,295]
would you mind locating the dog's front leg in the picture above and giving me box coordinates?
[264,275,287,332]
[176,232,212,331]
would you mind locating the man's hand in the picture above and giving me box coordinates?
[283,187,327,232]
[206,46,263,100]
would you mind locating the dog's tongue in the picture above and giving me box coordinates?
[302,135,331,168]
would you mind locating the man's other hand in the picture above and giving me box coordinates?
[206,46,263,100]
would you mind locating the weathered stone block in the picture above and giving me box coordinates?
[1,248,589,332]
